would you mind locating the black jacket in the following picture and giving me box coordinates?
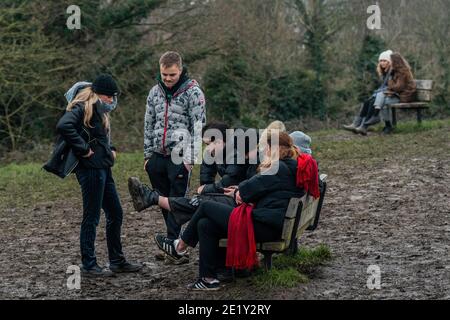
[56,102,116,170]
[238,158,304,232]
[200,147,249,194]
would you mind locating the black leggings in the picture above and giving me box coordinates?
[168,193,236,226]
[181,200,280,278]
[358,96,376,118]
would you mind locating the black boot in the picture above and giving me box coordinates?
[364,109,381,126]
[128,177,160,212]
[343,116,363,132]
[382,121,394,135]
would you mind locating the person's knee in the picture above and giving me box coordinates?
[106,215,123,226]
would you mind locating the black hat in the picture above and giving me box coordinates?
[92,74,119,97]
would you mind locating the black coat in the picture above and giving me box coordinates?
[238,158,304,232]
[56,102,116,170]
[200,148,249,194]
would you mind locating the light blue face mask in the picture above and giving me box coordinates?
[97,96,118,114]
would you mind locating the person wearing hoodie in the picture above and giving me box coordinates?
[56,75,142,277]
[128,125,260,227]
[142,51,206,249]
[343,50,393,134]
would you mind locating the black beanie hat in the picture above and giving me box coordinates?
[92,74,119,97]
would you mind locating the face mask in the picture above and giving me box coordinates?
[98,96,118,114]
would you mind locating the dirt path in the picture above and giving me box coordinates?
[1,131,449,300]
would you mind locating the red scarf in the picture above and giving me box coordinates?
[226,203,258,270]
[296,154,320,199]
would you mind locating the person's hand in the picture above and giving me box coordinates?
[112,150,117,160]
[82,149,94,158]
[144,159,149,171]
[235,191,243,205]
[223,187,237,198]
[184,163,193,172]
[197,185,205,194]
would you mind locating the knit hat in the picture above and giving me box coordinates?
[379,50,393,62]
[92,74,120,97]
[290,131,312,154]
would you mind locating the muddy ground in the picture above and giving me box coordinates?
[0,129,449,300]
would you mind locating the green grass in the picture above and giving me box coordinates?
[254,268,309,288]
[0,151,202,210]
[253,245,332,289]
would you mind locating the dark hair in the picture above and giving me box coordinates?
[159,51,182,69]
[202,122,229,142]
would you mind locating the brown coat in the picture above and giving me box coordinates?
[386,70,417,102]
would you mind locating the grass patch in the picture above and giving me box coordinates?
[394,118,450,134]
[253,245,332,289]
[254,268,309,288]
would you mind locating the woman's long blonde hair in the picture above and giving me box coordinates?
[258,131,299,172]
[376,61,391,78]
[67,87,110,130]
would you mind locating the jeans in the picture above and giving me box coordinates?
[75,167,126,269]
[374,92,400,123]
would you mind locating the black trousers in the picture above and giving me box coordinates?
[181,201,280,279]
[75,167,126,269]
[168,193,236,226]
[146,152,190,239]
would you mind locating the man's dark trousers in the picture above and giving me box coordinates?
[146,152,190,239]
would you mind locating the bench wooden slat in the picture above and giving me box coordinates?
[285,197,301,219]
[280,217,296,241]
[389,102,429,109]
[416,90,432,102]
[415,80,433,90]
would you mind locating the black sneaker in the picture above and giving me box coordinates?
[154,234,186,262]
[128,177,159,212]
[187,278,221,291]
[80,264,115,278]
[109,261,143,273]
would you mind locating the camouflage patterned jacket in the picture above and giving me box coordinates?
[144,78,206,164]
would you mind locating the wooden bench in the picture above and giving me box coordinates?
[219,174,328,270]
[388,79,433,126]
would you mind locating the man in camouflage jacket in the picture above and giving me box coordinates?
[143,51,206,242]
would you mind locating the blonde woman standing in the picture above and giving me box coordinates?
[56,74,142,277]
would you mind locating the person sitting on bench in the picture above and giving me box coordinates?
[344,50,393,135]
[153,132,318,291]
